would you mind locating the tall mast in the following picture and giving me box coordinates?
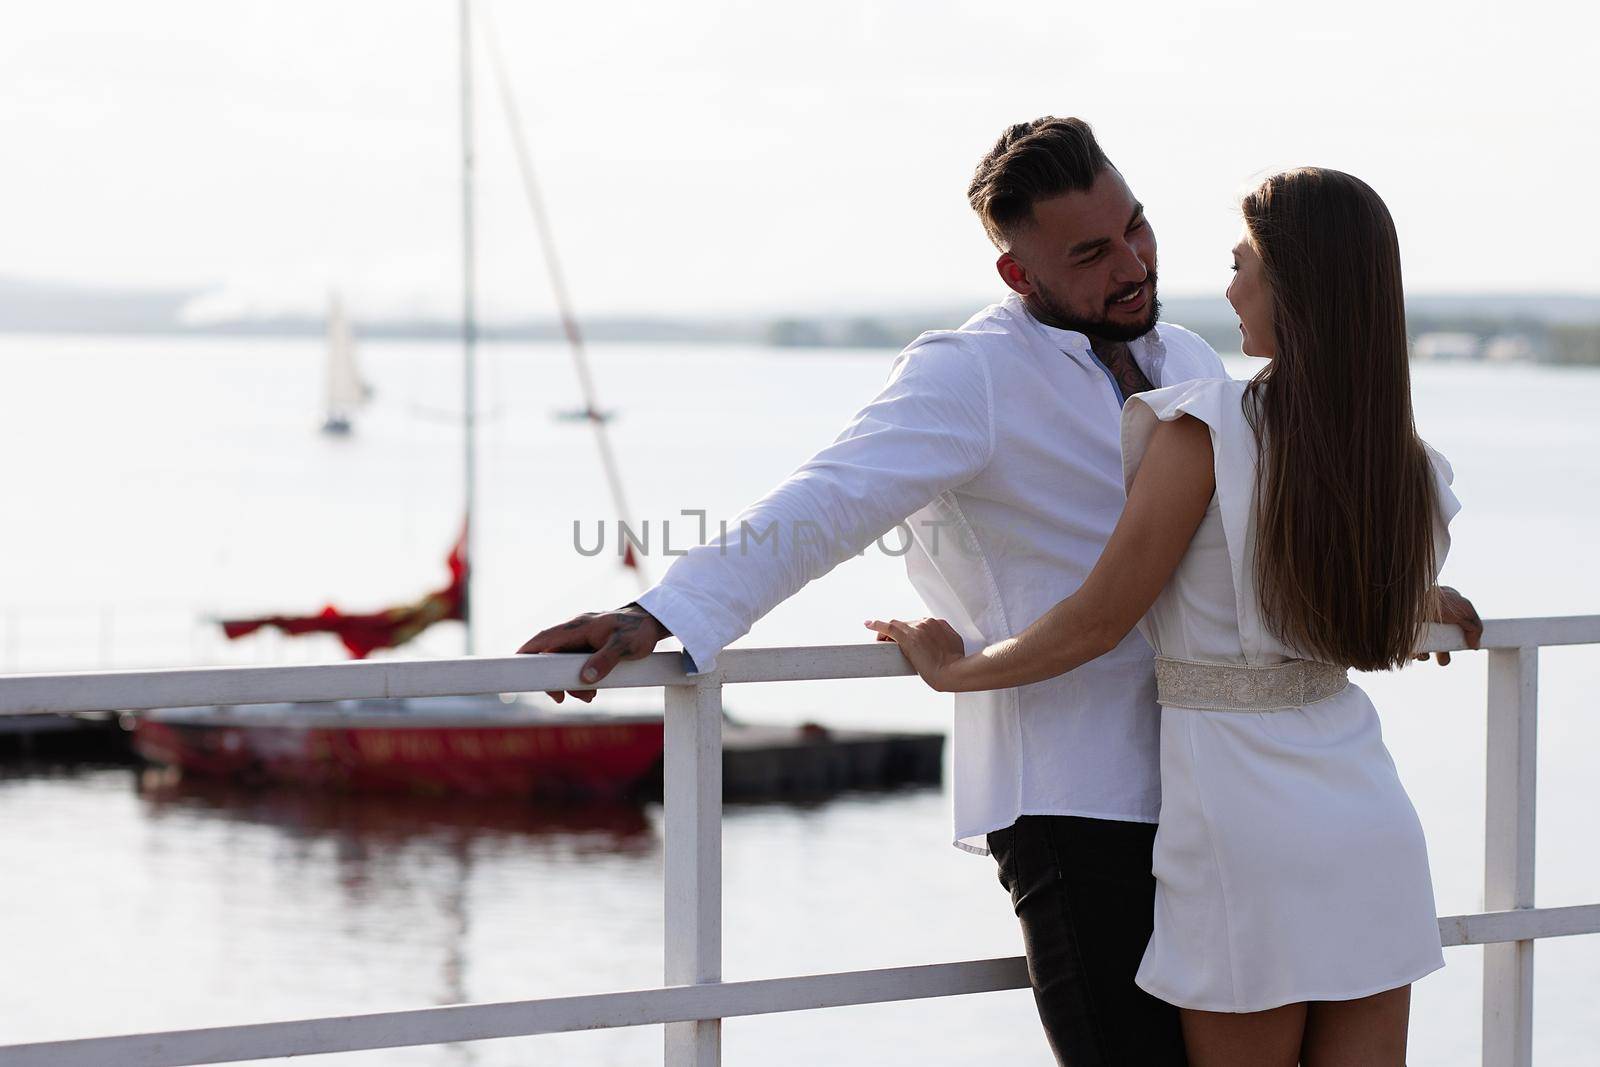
[458,0,478,655]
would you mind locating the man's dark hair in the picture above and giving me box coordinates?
[967,117,1112,249]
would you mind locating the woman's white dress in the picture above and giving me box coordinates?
[1119,377,1454,1013]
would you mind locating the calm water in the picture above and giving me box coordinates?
[1,333,1598,1064]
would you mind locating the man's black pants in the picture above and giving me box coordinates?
[987,815,1188,1066]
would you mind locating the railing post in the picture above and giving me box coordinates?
[663,677,723,1066]
[1483,646,1537,1067]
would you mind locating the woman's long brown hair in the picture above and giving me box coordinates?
[1242,168,1438,671]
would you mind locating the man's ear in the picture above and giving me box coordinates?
[996,253,1034,297]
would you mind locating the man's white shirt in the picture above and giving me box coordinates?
[637,293,1228,853]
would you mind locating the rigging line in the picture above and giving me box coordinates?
[477,0,650,593]
[459,0,480,654]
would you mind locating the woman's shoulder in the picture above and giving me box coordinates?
[1120,377,1252,490]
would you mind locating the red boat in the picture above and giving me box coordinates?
[130,696,664,800]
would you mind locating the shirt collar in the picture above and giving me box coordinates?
[1003,292,1090,354]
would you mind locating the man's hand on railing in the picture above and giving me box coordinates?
[1418,585,1484,666]
[516,602,671,703]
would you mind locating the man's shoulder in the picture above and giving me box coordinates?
[1152,321,1227,375]
[897,296,1031,366]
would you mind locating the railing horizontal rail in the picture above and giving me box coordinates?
[1439,904,1600,948]
[6,904,1596,1067]
[1415,614,1600,653]
[1,617,1595,717]
[0,958,1032,1067]
[0,644,911,716]
[0,651,693,715]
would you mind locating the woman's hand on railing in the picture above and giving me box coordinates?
[517,603,671,702]
[864,617,966,692]
[1418,585,1484,666]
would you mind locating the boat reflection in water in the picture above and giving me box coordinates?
[133,761,656,849]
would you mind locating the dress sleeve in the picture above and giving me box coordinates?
[1421,440,1459,579]
[1119,378,1234,493]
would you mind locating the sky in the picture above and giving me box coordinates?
[2,0,1597,321]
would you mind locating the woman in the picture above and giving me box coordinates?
[868,168,1456,1066]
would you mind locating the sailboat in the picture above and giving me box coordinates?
[129,0,666,800]
[319,293,368,436]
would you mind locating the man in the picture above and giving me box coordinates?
[519,117,1482,1065]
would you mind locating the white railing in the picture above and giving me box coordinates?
[1,615,1597,1067]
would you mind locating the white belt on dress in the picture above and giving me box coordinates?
[1153,656,1349,711]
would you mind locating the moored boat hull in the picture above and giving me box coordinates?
[130,699,664,800]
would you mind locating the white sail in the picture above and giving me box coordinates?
[323,294,366,430]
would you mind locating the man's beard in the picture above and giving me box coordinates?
[1030,274,1161,343]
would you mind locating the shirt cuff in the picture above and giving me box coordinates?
[634,584,723,676]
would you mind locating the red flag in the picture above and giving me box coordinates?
[221,524,469,659]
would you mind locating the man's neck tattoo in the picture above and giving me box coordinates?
[1090,338,1155,397]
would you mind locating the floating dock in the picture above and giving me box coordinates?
[719,723,944,799]
[630,722,945,800]
[0,712,129,760]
